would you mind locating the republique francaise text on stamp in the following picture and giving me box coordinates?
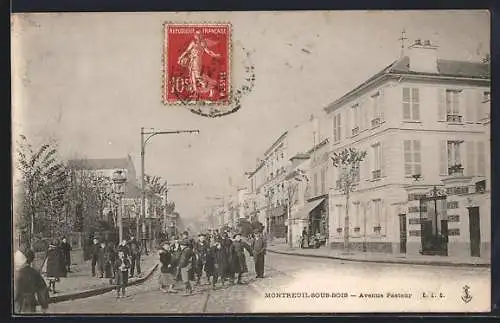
[163,23,231,105]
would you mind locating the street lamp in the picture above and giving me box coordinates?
[112,170,127,243]
[140,127,199,250]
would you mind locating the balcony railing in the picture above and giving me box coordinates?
[371,117,381,127]
[372,169,381,179]
[351,126,359,136]
[447,114,462,123]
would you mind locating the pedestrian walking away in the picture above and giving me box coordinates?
[128,236,141,277]
[230,233,253,284]
[14,249,50,314]
[90,238,101,277]
[251,231,267,278]
[114,250,131,298]
[97,241,106,278]
[60,237,72,273]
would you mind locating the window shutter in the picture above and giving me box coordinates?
[464,90,475,122]
[438,88,446,121]
[365,99,372,128]
[345,109,350,138]
[476,90,489,121]
[337,114,342,141]
[465,141,476,176]
[439,140,448,175]
[363,153,370,181]
[477,141,486,176]
[379,89,385,121]
[381,200,387,235]
[380,142,386,177]
[404,140,412,176]
[457,90,465,119]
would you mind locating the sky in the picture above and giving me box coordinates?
[11,10,490,221]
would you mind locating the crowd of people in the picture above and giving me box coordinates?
[13,228,268,313]
[156,229,267,296]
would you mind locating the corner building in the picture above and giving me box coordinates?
[324,40,490,259]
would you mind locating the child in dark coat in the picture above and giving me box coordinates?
[158,243,177,293]
[114,250,131,298]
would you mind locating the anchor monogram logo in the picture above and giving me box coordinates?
[461,285,472,304]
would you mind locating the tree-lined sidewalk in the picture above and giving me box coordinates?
[32,250,158,297]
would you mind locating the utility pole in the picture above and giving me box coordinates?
[140,127,199,250]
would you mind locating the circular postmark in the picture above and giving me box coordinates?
[163,23,255,118]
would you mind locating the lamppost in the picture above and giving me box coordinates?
[112,170,127,243]
[140,127,199,250]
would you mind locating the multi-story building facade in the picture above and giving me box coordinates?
[246,118,322,239]
[324,39,490,259]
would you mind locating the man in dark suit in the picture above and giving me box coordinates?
[90,238,101,277]
[251,231,267,278]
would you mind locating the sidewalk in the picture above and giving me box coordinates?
[32,250,158,302]
[268,243,490,268]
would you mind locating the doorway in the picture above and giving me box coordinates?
[468,207,481,257]
[398,214,407,253]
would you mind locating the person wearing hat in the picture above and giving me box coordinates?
[230,233,253,284]
[90,238,101,277]
[251,231,267,278]
[220,231,234,284]
[177,239,195,295]
[208,238,229,290]
[43,240,67,293]
[14,248,50,313]
[60,237,72,273]
[193,233,210,285]
[158,243,177,294]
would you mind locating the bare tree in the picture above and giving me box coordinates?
[331,148,367,251]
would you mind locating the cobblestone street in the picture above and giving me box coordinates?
[47,252,490,313]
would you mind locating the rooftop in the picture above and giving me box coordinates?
[325,56,490,113]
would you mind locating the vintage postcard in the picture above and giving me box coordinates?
[11,11,491,314]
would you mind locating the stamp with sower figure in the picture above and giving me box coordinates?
[163,23,231,105]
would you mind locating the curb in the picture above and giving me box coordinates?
[46,263,159,304]
[268,249,490,268]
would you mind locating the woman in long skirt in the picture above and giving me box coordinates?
[43,240,67,293]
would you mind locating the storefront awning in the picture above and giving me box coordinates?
[291,198,325,220]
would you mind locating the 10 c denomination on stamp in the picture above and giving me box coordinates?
[163,23,231,105]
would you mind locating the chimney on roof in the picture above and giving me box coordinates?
[408,38,439,74]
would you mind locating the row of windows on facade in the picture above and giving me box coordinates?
[261,138,487,207]
[331,87,490,143]
[332,197,466,234]
[331,139,487,185]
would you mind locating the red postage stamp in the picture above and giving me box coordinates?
[163,23,231,105]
